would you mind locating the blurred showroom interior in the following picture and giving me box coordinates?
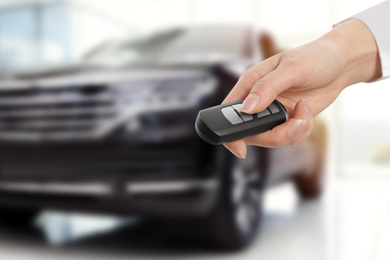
[0,0,390,260]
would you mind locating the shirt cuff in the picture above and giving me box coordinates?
[349,0,390,81]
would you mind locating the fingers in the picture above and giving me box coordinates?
[224,99,314,158]
[246,99,313,147]
[224,53,299,115]
[222,54,281,104]
[224,140,247,159]
[240,62,298,114]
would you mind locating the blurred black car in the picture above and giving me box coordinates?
[0,26,326,249]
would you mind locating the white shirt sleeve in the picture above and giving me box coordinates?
[351,0,390,80]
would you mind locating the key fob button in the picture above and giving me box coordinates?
[221,107,244,125]
[240,112,255,122]
[268,103,280,113]
[232,104,254,122]
[257,109,270,118]
[232,104,242,111]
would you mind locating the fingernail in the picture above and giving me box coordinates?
[241,94,260,113]
[301,99,311,115]
[230,148,246,159]
[288,119,304,138]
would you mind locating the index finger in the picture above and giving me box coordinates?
[222,54,281,104]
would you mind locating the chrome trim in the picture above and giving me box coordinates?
[0,182,112,196]
[126,179,217,194]
[0,179,218,195]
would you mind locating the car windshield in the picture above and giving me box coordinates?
[84,29,184,65]
[84,25,252,66]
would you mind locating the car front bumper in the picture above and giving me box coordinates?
[0,178,219,217]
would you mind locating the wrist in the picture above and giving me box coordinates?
[323,19,381,86]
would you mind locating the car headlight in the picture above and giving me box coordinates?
[105,72,218,141]
[153,74,217,104]
[112,73,217,107]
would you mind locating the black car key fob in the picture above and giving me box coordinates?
[195,99,289,145]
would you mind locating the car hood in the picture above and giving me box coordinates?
[1,25,256,81]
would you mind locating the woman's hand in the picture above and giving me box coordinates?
[223,19,381,158]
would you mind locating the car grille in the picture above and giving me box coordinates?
[0,85,117,141]
[0,74,206,142]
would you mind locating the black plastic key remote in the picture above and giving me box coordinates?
[195,99,289,145]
